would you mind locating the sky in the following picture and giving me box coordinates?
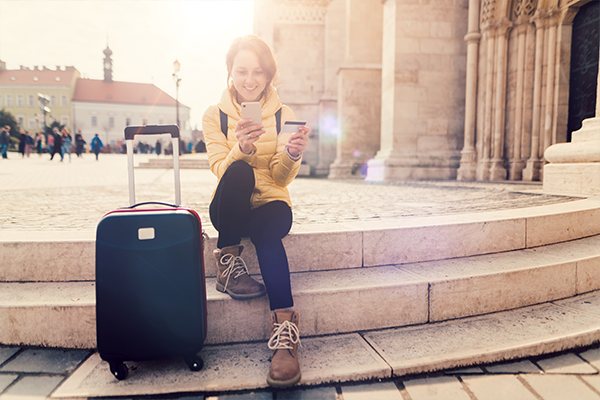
[0,0,255,129]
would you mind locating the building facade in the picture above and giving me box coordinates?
[254,0,599,182]
[0,62,80,132]
[0,47,190,147]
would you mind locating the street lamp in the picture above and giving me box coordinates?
[173,60,181,129]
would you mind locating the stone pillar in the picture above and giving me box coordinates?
[523,14,546,181]
[328,0,382,179]
[457,0,481,181]
[509,23,528,180]
[366,0,467,181]
[489,20,512,181]
[543,43,600,195]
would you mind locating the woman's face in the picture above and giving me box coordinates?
[231,49,268,103]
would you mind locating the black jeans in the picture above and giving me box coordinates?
[209,160,294,310]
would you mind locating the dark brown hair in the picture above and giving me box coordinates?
[226,35,278,92]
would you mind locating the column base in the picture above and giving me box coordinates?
[366,158,457,181]
[328,161,362,179]
[509,160,526,181]
[489,159,507,181]
[543,162,600,196]
[523,159,542,181]
[457,149,477,181]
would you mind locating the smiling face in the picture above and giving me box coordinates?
[231,49,268,103]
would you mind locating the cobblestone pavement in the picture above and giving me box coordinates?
[0,153,581,233]
[0,343,598,399]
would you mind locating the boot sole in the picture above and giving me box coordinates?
[267,371,301,388]
[215,283,266,300]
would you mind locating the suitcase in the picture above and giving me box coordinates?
[95,125,207,380]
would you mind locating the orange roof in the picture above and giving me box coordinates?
[0,67,79,86]
[73,78,188,108]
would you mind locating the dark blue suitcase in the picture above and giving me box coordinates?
[96,125,207,380]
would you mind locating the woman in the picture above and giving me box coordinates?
[202,34,309,388]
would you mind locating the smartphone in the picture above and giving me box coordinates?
[241,102,262,128]
[281,120,307,133]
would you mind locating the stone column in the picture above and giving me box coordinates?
[328,0,382,179]
[367,0,467,181]
[489,20,512,181]
[523,13,546,181]
[509,23,528,180]
[543,42,600,195]
[476,29,496,181]
[457,0,481,181]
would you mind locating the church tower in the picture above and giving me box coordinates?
[103,46,113,83]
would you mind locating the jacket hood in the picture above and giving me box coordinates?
[219,84,282,118]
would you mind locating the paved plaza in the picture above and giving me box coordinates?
[0,152,580,234]
[0,152,598,399]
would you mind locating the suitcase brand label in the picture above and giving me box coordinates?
[138,227,155,240]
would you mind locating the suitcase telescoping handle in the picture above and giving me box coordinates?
[124,125,181,206]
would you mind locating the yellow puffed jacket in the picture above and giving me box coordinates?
[202,85,301,209]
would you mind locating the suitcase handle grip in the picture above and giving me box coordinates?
[124,124,179,140]
[124,201,178,209]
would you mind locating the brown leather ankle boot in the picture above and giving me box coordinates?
[214,245,266,300]
[267,309,301,388]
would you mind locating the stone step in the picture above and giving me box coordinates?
[2,197,599,283]
[1,234,598,349]
[52,290,600,398]
[136,158,210,169]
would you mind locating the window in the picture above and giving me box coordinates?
[28,95,34,107]
[50,95,57,107]
[0,94,2,106]
[61,95,67,107]
[17,95,24,107]
[109,117,115,128]
[91,116,97,127]
[6,94,13,107]
[28,117,36,129]
[61,115,69,127]
[17,116,24,128]
[126,117,131,126]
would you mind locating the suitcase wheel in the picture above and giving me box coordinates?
[184,355,204,371]
[109,362,129,380]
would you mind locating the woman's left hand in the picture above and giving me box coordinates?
[286,126,310,158]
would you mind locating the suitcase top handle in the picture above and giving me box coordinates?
[124,125,179,140]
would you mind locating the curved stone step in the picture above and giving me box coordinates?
[2,234,598,348]
[137,158,210,169]
[2,197,599,283]
[51,290,600,398]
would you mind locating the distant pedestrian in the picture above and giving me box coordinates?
[50,127,63,161]
[18,129,26,157]
[0,125,10,159]
[155,139,162,156]
[35,131,44,156]
[91,133,103,161]
[25,131,34,157]
[75,130,85,157]
[47,130,54,155]
[61,128,72,162]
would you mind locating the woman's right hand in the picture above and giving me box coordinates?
[235,118,265,154]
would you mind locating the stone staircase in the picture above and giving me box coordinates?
[1,197,599,384]
[136,155,210,169]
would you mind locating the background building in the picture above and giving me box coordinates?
[72,46,190,147]
[0,62,79,132]
[0,47,190,148]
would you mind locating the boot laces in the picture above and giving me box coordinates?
[220,253,250,290]
[268,320,301,350]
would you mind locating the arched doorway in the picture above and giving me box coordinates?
[567,0,599,142]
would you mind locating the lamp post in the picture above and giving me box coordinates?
[173,60,181,129]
